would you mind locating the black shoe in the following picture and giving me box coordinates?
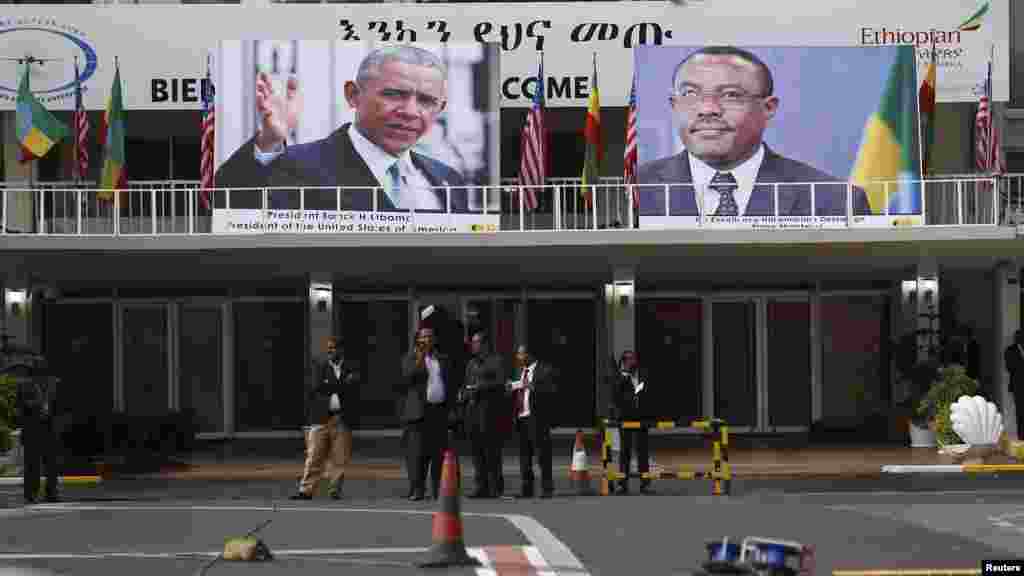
[468,489,491,499]
[639,482,654,495]
[289,492,312,501]
[540,491,553,499]
[409,492,425,502]
[44,494,60,503]
[328,480,343,500]
[515,492,534,499]
[23,496,37,506]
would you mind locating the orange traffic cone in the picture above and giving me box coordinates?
[569,430,594,495]
[418,449,482,568]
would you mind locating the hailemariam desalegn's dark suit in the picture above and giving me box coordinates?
[214,123,469,212]
[637,146,871,217]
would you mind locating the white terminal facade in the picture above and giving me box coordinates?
[0,0,1023,442]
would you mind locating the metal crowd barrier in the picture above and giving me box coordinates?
[598,417,731,496]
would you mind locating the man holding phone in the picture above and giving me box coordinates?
[400,327,455,501]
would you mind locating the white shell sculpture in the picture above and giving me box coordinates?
[949,395,1003,446]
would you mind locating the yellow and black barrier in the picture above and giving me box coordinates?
[598,417,730,496]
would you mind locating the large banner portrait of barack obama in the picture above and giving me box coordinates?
[213,41,501,219]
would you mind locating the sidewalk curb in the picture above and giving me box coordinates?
[882,464,1024,474]
[0,476,102,487]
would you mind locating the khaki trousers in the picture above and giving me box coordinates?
[299,415,353,495]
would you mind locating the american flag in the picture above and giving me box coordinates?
[974,52,1005,174]
[73,60,89,182]
[517,54,546,212]
[200,56,216,210]
[623,72,638,208]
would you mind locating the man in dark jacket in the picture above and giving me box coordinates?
[461,331,506,499]
[610,350,652,495]
[508,344,558,499]
[11,355,61,504]
[292,336,360,500]
[1005,330,1024,437]
[400,327,455,501]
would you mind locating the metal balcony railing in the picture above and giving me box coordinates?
[0,175,1016,237]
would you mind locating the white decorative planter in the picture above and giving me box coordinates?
[909,422,937,447]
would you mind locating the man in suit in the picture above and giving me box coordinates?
[292,336,360,500]
[609,350,652,495]
[461,331,506,499]
[508,344,557,499]
[400,327,455,501]
[215,45,469,213]
[638,46,870,218]
[1004,330,1024,437]
[9,355,61,504]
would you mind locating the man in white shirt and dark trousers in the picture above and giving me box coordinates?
[400,327,454,501]
[293,336,361,500]
[610,350,652,495]
[508,345,558,499]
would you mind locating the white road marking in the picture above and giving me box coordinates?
[468,548,498,576]
[525,545,558,576]
[0,546,479,561]
[18,504,591,575]
[987,509,1024,523]
[782,489,1024,498]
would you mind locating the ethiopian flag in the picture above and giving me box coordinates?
[850,46,921,215]
[99,62,127,200]
[919,43,937,175]
[15,65,68,163]
[581,56,602,209]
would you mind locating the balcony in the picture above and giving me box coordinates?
[0,175,1018,237]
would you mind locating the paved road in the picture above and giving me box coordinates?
[2,474,1024,575]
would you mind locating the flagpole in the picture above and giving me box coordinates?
[538,49,544,224]
[73,55,80,186]
[918,43,932,179]
[988,42,995,176]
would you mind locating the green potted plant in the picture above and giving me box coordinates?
[917,364,979,447]
[905,359,940,446]
[0,374,14,453]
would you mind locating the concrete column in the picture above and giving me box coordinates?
[221,301,234,436]
[2,283,31,351]
[3,111,36,233]
[309,274,334,364]
[916,258,940,363]
[609,267,635,360]
[994,261,1020,438]
[810,282,823,422]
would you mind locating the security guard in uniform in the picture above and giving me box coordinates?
[7,350,61,504]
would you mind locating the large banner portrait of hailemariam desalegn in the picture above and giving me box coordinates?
[635,44,922,230]
[211,41,501,234]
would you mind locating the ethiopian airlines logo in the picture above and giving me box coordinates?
[0,18,98,103]
[858,1,989,71]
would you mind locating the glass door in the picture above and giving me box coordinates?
[765,298,811,431]
[178,304,224,434]
[709,295,812,433]
[121,303,170,416]
[636,298,703,424]
[338,296,410,429]
[711,299,759,430]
